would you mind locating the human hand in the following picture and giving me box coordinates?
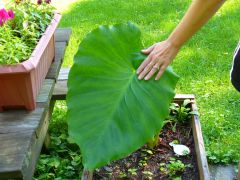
[137,40,180,80]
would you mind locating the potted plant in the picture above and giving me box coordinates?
[66,23,210,179]
[0,0,61,111]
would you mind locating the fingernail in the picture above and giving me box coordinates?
[138,76,142,80]
[145,76,149,80]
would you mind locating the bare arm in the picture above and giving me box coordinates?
[137,0,226,80]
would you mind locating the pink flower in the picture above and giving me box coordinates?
[0,9,14,26]
[0,8,9,26]
[7,10,14,20]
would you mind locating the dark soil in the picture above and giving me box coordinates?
[93,122,199,180]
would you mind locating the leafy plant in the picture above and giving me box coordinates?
[67,22,179,171]
[166,99,197,132]
[0,0,54,64]
[160,157,191,177]
[34,102,83,179]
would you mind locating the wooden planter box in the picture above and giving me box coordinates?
[174,94,210,180]
[82,94,210,180]
[0,13,61,111]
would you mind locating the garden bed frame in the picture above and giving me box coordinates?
[52,69,210,180]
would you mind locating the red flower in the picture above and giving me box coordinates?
[45,0,51,4]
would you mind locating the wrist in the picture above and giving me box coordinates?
[166,37,182,51]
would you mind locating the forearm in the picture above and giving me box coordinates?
[168,0,225,48]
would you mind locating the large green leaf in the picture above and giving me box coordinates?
[67,22,179,170]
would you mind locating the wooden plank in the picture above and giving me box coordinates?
[81,170,93,180]
[52,81,67,100]
[37,79,55,106]
[0,130,35,179]
[46,42,67,80]
[58,68,70,80]
[55,28,72,44]
[174,94,195,100]
[0,108,46,134]
[52,68,70,100]
[191,101,210,180]
[22,111,50,180]
[173,96,210,180]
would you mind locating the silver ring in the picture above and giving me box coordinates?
[152,66,160,70]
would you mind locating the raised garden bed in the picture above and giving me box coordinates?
[82,94,210,180]
[0,13,61,111]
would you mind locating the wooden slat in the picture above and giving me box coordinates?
[58,68,70,80]
[55,28,72,43]
[37,79,55,106]
[174,96,210,180]
[81,170,93,180]
[46,42,67,80]
[22,111,50,180]
[0,130,35,178]
[52,68,69,100]
[0,108,46,134]
[52,81,67,100]
[191,101,210,180]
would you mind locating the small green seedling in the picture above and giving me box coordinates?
[167,159,190,177]
[128,168,137,176]
[142,171,153,179]
[119,171,127,178]
[166,99,198,132]
[159,158,191,177]
[138,159,147,167]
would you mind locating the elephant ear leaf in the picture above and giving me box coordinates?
[67,22,179,170]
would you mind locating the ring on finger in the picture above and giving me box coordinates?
[152,65,160,70]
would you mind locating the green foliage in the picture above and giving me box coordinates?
[34,102,83,179]
[0,0,54,64]
[67,22,179,170]
[147,133,160,149]
[160,158,190,177]
[59,0,240,164]
[166,99,197,132]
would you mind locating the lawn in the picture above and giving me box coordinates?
[36,0,240,177]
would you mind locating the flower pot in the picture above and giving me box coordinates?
[0,13,61,111]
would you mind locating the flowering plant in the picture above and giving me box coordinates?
[0,0,55,64]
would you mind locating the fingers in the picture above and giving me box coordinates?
[144,60,162,80]
[139,59,167,81]
[144,66,159,80]
[141,45,155,54]
[138,62,154,80]
[155,66,167,80]
[137,54,153,75]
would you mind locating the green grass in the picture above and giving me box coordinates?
[56,0,240,164]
